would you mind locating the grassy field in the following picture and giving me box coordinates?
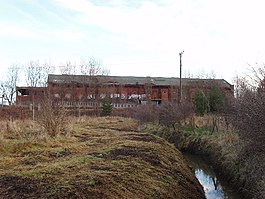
[0,117,205,199]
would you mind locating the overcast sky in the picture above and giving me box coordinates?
[1,0,265,84]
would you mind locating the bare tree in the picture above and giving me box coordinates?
[184,69,217,79]
[25,60,43,87]
[1,65,20,105]
[246,63,265,88]
[206,70,217,79]
[25,60,55,87]
[0,80,5,104]
[59,61,76,75]
[79,57,108,76]
[183,70,194,78]
[232,75,249,98]
[79,57,109,115]
[42,61,55,86]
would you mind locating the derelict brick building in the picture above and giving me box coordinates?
[16,74,234,108]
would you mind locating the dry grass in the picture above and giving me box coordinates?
[0,116,204,199]
[146,118,264,199]
[0,120,46,140]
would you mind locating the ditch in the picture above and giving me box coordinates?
[183,153,242,199]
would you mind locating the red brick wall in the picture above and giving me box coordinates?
[31,81,235,105]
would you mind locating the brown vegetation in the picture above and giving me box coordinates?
[36,96,67,137]
[158,102,194,132]
[224,79,265,198]
[142,113,264,199]
[127,66,265,199]
[0,117,205,199]
[0,106,30,121]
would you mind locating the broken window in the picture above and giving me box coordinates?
[17,89,30,96]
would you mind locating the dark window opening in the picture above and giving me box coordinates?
[18,89,30,96]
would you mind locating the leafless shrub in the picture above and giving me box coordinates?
[112,108,135,118]
[226,67,265,197]
[229,66,265,155]
[132,105,158,124]
[158,102,194,131]
[228,89,265,154]
[37,95,67,137]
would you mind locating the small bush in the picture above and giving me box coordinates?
[101,98,113,116]
[194,91,209,116]
[132,105,158,124]
[37,97,67,137]
[209,86,225,113]
[158,102,194,131]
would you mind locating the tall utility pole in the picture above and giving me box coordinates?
[179,51,184,103]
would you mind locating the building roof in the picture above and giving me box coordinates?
[16,86,47,90]
[48,74,233,89]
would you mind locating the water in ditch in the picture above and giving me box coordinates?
[183,153,242,199]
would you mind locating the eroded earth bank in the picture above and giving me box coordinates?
[0,117,205,199]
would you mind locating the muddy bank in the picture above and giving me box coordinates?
[0,117,205,199]
[150,127,264,199]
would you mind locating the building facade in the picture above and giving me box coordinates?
[16,74,234,108]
